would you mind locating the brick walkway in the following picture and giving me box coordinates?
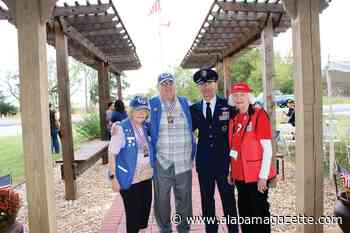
[99,169,229,233]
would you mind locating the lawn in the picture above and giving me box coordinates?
[0,127,85,185]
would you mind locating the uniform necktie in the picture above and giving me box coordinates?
[206,102,212,122]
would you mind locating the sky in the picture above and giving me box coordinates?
[0,0,350,105]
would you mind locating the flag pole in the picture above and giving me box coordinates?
[157,0,164,72]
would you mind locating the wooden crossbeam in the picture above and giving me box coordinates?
[80,28,123,36]
[211,12,266,21]
[73,21,119,31]
[54,3,111,17]
[65,14,116,25]
[0,6,9,20]
[59,17,108,63]
[210,20,260,28]
[217,2,284,13]
[202,33,243,40]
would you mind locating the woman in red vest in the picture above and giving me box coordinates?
[228,82,276,233]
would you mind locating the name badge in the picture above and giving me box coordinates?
[229,150,238,160]
[246,122,253,132]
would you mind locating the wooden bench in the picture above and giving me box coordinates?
[56,139,109,179]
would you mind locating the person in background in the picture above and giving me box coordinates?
[228,82,276,233]
[108,95,154,233]
[106,102,114,140]
[286,99,295,127]
[111,99,128,124]
[149,73,195,233]
[49,103,60,154]
[190,68,239,233]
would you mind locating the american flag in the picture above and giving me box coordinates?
[340,172,350,190]
[0,175,12,189]
[149,0,161,15]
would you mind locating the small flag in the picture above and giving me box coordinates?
[149,0,161,16]
[160,21,171,27]
[340,172,350,190]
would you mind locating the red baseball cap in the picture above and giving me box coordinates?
[231,82,251,93]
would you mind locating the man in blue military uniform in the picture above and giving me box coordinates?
[190,68,239,233]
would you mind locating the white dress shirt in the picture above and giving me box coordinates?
[202,95,217,118]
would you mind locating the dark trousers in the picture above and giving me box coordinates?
[120,179,152,233]
[235,180,271,233]
[51,129,60,154]
[197,172,239,233]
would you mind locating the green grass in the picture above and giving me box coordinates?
[0,136,24,184]
[323,97,350,105]
[0,126,86,185]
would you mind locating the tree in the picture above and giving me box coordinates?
[229,49,294,95]
[173,67,200,103]
[274,53,294,94]
[0,91,18,116]
[229,49,262,95]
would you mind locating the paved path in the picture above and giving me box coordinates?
[99,170,229,233]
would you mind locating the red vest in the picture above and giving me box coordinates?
[228,107,276,182]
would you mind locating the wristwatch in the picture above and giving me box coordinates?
[108,171,115,179]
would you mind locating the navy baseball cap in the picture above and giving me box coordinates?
[129,96,149,111]
[193,68,219,85]
[158,73,175,85]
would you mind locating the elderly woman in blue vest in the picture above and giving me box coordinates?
[149,73,196,233]
[108,95,155,233]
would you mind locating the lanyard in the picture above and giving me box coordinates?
[232,114,251,152]
[164,100,176,116]
[131,123,149,156]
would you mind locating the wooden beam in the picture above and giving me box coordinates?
[287,0,323,232]
[14,0,57,232]
[53,3,112,17]
[217,2,285,13]
[116,74,123,100]
[72,21,119,32]
[40,0,57,24]
[80,28,123,37]
[211,12,266,21]
[282,0,297,19]
[58,17,108,63]
[98,62,111,142]
[0,6,9,20]
[261,18,278,181]
[55,23,77,200]
[223,57,231,99]
[65,14,116,25]
[209,20,259,28]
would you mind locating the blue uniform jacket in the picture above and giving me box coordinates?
[190,96,237,176]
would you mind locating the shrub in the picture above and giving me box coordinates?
[74,112,101,140]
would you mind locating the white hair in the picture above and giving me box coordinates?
[228,93,256,107]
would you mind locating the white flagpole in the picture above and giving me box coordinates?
[157,0,165,72]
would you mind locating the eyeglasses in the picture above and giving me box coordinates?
[160,81,174,87]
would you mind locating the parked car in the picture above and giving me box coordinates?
[255,94,295,108]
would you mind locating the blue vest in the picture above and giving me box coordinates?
[149,96,196,165]
[115,118,154,190]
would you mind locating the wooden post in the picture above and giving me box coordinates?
[13,0,57,232]
[55,22,77,200]
[98,62,110,143]
[261,17,277,162]
[116,74,123,100]
[283,0,323,232]
[223,57,231,99]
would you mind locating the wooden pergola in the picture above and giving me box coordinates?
[181,1,330,233]
[0,1,140,232]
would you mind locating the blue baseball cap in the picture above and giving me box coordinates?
[129,96,149,111]
[158,73,175,85]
